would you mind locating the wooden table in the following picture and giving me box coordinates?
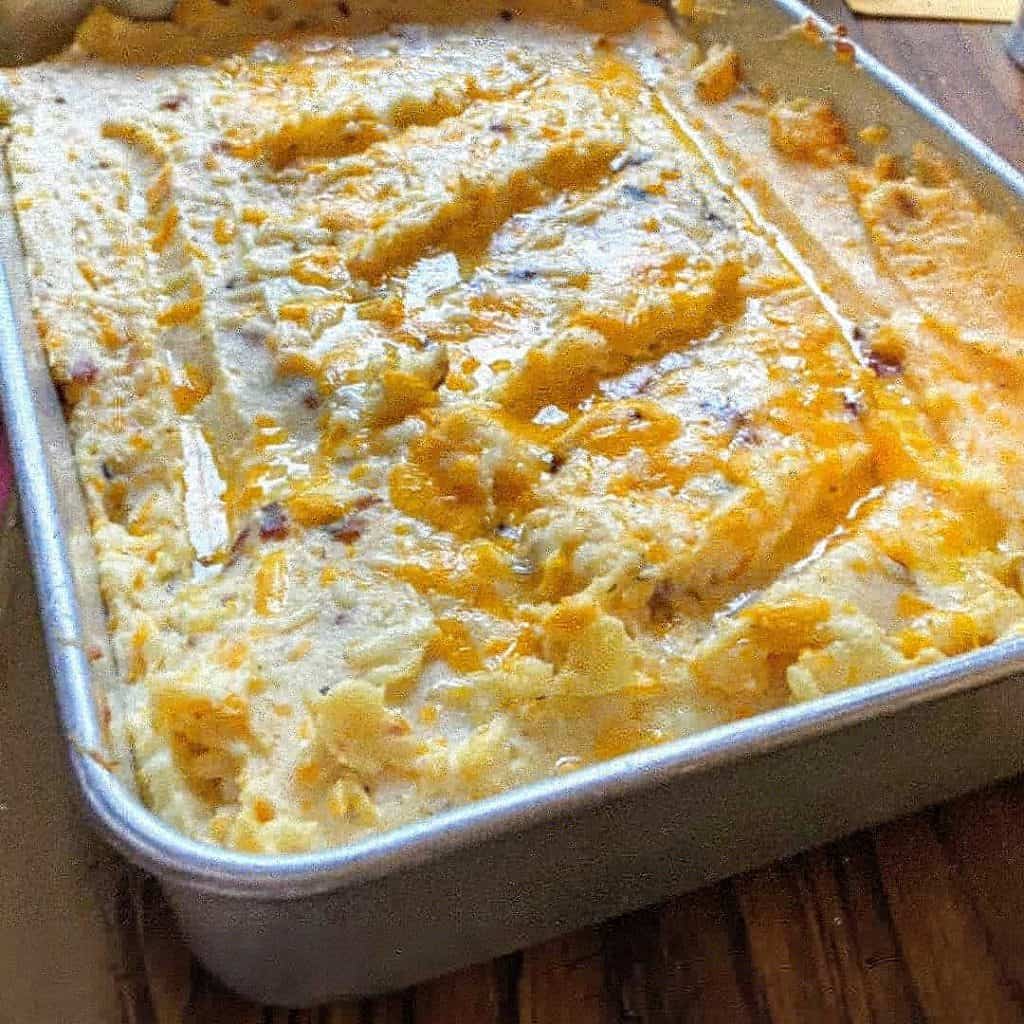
[816,0,1024,168]
[2,7,1022,1023]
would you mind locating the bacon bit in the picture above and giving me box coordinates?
[326,496,380,543]
[87,643,104,662]
[841,388,864,417]
[159,94,187,111]
[867,350,903,378]
[259,503,290,540]
[895,188,921,218]
[352,494,382,513]
[71,356,99,385]
[542,451,564,474]
[302,389,321,410]
[226,525,252,565]
[834,39,855,63]
[327,506,376,544]
[648,580,676,625]
[337,0,351,14]
[61,357,100,407]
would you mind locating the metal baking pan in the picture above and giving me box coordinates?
[3,0,1024,1006]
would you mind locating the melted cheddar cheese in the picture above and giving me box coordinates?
[4,0,1024,853]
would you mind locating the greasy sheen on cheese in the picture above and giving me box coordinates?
[4,0,1024,853]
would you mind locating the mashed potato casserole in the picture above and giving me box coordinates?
[3,0,1024,852]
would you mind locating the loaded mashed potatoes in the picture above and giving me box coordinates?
[3,0,1024,853]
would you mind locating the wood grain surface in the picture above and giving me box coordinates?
[813,0,1024,168]
[2,6,1023,1023]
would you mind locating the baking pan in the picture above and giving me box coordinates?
[3,0,1024,1005]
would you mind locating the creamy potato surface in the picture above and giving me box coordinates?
[4,0,1024,852]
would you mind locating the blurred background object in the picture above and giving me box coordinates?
[0,0,94,65]
[846,0,1016,20]
[0,0,175,65]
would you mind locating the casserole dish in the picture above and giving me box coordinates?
[2,0,1024,1003]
